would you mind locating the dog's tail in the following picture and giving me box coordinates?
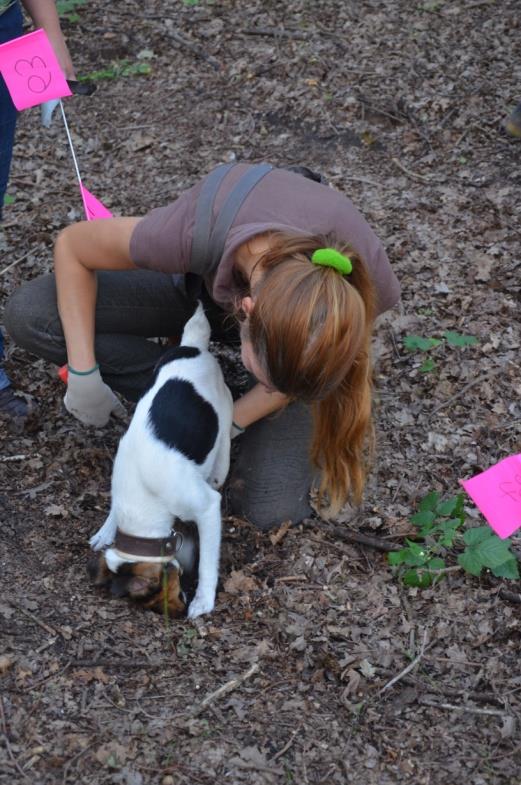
[181,301,211,351]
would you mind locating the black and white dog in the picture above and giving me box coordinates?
[89,302,233,619]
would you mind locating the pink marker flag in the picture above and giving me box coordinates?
[0,29,71,110]
[460,454,521,539]
[81,186,113,221]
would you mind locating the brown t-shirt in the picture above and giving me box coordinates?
[129,163,400,315]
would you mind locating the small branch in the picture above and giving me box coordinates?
[0,696,30,781]
[270,520,292,546]
[168,30,221,71]
[430,370,500,416]
[13,604,61,638]
[418,697,511,717]
[0,252,30,277]
[271,724,303,762]
[326,524,399,553]
[379,629,429,694]
[391,157,432,183]
[191,662,259,717]
[498,588,521,604]
[243,26,308,40]
[0,454,29,462]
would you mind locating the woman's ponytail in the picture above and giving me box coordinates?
[247,231,377,513]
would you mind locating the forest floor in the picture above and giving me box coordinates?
[1,1,521,783]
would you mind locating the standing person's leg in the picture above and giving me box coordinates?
[0,2,26,417]
[5,270,196,401]
[0,2,23,217]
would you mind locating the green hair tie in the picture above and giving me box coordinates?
[311,248,353,275]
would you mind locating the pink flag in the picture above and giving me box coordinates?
[80,185,113,221]
[460,455,521,539]
[0,29,71,110]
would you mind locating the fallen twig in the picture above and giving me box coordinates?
[0,696,30,781]
[13,604,61,638]
[379,629,429,694]
[430,369,501,415]
[418,697,511,718]
[391,157,432,183]
[271,724,303,762]
[191,662,259,717]
[498,588,521,604]
[270,520,292,546]
[168,30,221,71]
[0,252,30,277]
[243,26,308,40]
[325,524,399,553]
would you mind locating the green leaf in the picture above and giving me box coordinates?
[420,357,436,373]
[458,549,483,577]
[403,335,442,352]
[403,569,432,588]
[463,526,492,546]
[427,557,445,571]
[443,331,478,347]
[402,540,430,567]
[439,520,461,546]
[476,536,516,569]
[3,193,15,205]
[436,497,459,517]
[491,559,520,580]
[388,550,407,566]
[419,492,440,512]
[410,510,435,527]
[56,0,87,14]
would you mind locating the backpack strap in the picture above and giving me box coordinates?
[206,163,273,273]
[190,162,235,276]
[186,162,273,299]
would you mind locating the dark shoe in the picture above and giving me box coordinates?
[0,385,29,418]
[505,102,521,138]
[227,401,314,530]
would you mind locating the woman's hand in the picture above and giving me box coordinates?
[64,367,126,427]
[21,0,76,78]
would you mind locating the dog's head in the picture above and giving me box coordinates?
[88,554,187,616]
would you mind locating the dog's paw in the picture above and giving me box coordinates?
[187,593,215,619]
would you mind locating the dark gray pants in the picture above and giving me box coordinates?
[5,271,313,529]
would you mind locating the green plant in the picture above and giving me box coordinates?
[78,60,152,83]
[388,491,519,587]
[56,0,87,22]
[3,194,15,206]
[403,330,478,373]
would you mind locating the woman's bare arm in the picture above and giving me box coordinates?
[233,384,288,429]
[54,217,140,370]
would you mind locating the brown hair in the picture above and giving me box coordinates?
[244,231,377,512]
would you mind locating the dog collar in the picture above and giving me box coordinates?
[113,529,183,563]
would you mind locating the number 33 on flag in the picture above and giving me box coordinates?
[0,28,71,110]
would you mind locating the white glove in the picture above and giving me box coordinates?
[64,366,126,427]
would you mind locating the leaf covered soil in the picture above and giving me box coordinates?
[1,0,521,783]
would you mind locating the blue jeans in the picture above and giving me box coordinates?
[0,2,23,388]
[0,1,23,218]
[0,331,9,390]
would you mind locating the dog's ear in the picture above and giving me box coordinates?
[142,565,186,617]
[87,554,112,586]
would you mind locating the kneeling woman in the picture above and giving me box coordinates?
[5,163,400,529]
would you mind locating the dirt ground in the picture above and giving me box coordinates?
[1,0,521,783]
